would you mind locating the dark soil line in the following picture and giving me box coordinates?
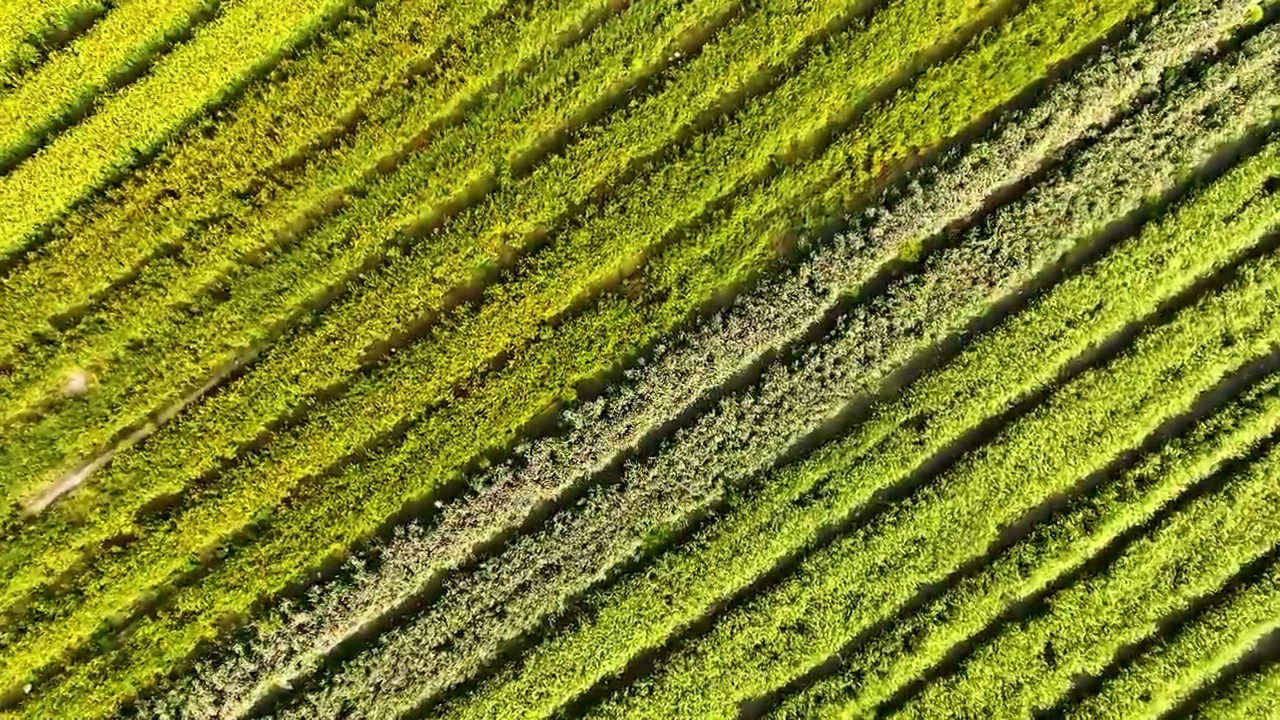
[694,113,1280,719]
[294,4,1206,713]
[1166,627,1280,718]
[0,0,368,279]
[8,0,526,354]
[872,348,1280,719]
[0,0,232,177]
[94,0,871,551]
[745,227,1280,718]
[252,3,1031,712]
[208,1,942,713]
[106,0,1168,710]
[14,0,636,526]
[110,0,738,537]
[0,0,114,92]
[0,500,281,712]
[1047,542,1280,715]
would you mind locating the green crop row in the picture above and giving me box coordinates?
[313,21,1277,720]
[0,0,780,512]
[0,0,708,509]
[894,443,1280,718]
[0,0,105,82]
[0,0,990,691]
[435,123,1280,720]
[0,0,220,167]
[0,0,507,364]
[0,0,841,607]
[0,0,966,610]
[139,2,1252,715]
[1195,659,1280,719]
[586,222,1280,720]
[0,0,350,260]
[773,368,1280,719]
[1068,549,1280,719]
[0,0,1144,714]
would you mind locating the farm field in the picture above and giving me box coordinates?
[1,0,1279,718]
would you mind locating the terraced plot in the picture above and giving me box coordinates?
[1,0,1279,718]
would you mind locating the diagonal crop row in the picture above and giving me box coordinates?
[432,118,1280,720]
[384,25,1280,719]
[1193,657,1280,719]
[0,0,1157,715]
[0,0,738,512]
[0,0,224,170]
[0,0,1005,690]
[135,2,1261,716]
[0,0,514,364]
[583,219,1280,720]
[0,0,992,627]
[0,0,820,513]
[0,0,352,260]
[770,363,1280,720]
[254,6,1280,717]
[0,0,106,83]
[1066,543,1280,719]
[891,444,1280,719]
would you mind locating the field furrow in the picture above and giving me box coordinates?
[5,1,1276,718]
[0,0,806,517]
[0,0,107,82]
[0,0,506,365]
[0,0,725,514]
[1065,548,1280,719]
[433,112,1280,720]
[1194,656,1280,719]
[0,0,1007,691]
[0,0,351,260]
[769,361,1280,719]
[583,221,1280,720]
[135,2,1257,715]
[890,441,1280,718]
[0,0,224,171]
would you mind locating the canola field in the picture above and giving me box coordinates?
[1,0,1279,717]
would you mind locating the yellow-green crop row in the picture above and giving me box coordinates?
[0,0,105,81]
[138,2,1253,714]
[586,224,1280,720]
[0,0,990,689]
[434,125,1280,720]
[0,0,221,168]
[1195,659,1280,719]
[0,0,944,610]
[295,19,1279,719]
[0,0,666,504]
[894,443,1280,718]
[774,366,1280,720]
[0,0,503,361]
[0,0,760,507]
[1068,549,1280,719]
[0,0,1151,713]
[0,0,351,260]
[0,0,824,600]
[0,0,556,373]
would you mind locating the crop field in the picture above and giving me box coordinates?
[2,0,1280,718]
